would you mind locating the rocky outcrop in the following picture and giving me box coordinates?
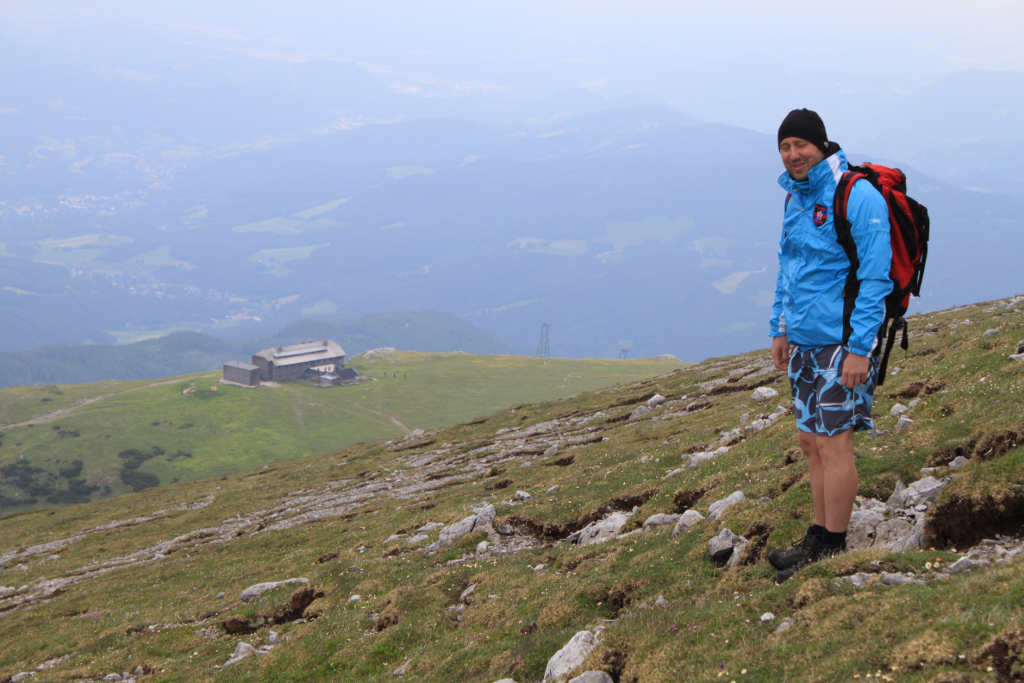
[543,630,599,682]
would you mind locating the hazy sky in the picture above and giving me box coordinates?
[5,0,1023,95]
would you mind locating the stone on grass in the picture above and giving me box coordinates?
[846,510,884,550]
[459,583,479,603]
[774,618,794,635]
[751,386,779,401]
[671,510,705,537]
[642,513,680,531]
[240,578,308,603]
[514,490,532,501]
[760,612,775,622]
[984,328,1001,336]
[874,518,917,550]
[544,444,559,456]
[890,403,908,417]
[946,557,973,575]
[908,398,921,409]
[726,536,749,569]
[654,595,669,609]
[647,394,667,408]
[348,594,362,603]
[577,512,631,546]
[895,416,913,433]
[880,572,926,587]
[949,456,969,470]
[474,503,497,523]
[234,642,255,657]
[706,491,745,521]
[392,658,414,676]
[547,485,560,494]
[568,672,614,683]
[417,522,444,533]
[839,573,873,589]
[269,631,279,645]
[476,541,490,554]
[543,631,597,683]
[890,515,926,553]
[708,528,743,562]
[630,406,651,420]
[886,480,907,508]
[903,477,946,506]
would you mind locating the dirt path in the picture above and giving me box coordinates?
[1,373,218,429]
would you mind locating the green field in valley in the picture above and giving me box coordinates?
[0,352,684,514]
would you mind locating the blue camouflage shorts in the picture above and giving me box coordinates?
[788,344,878,436]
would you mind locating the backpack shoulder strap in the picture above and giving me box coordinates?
[832,166,878,346]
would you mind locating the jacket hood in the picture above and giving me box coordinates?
[778,144,847,196]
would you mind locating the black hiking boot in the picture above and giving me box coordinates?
[773,537,847,584]
[767,529,818,571]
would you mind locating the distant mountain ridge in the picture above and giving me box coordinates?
[0,310,524,389]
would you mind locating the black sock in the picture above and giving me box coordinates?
[809,524,826,540]
[821,529,847,546]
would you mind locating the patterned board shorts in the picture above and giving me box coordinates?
[788,344,878,436]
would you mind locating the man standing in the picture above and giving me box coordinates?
[767,109,892,583]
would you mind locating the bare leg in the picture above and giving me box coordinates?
[798,430,826,528]
[815,428,858,533]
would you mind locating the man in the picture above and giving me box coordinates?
[767,109,892,584]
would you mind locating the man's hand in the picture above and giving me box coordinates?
[771,336,790,371]
[841,352,870,388]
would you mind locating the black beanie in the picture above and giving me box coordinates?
[778,109,829,151]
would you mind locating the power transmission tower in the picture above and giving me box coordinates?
[618,347,629,359]
[536,324,551,358]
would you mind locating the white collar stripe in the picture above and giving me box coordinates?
[827,155,843,184]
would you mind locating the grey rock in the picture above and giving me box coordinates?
[476,541,490,554]
[11,675,34,683]
[568,672,615,683]
[240,578,308,603]
[406,534,429,545]
[643,513,680,530]
[890,403,909,417]
[134,667,145,677]
[543,631,597,683]
[908,398,921,409]
[739,412,750,425]
[234,642,255,657]
[534,563,547,571]
[544,444,559,457]
[647,394,667,408]
[760,612,775,622]
[434,516,479,549]
[496,524,513,536]
[514,490,532,501]
[629,405,652,420]
[946,557,973,575]
[891,515,927,553]
[774,617,794,635]
[873,518,917,550]
[920,467,937,475]
[895,416,913,433]
[392,658,414,676]
[706,491,745,522]
[474,504,497,524]
[839,572,873,588]
[447,604,466,614]
[880,572,926,587]
[216,592,226,599]
[493,680,519,683]
[269,631,279,645]
[654,595,669,609]
[846,510,884,550]
[904,476,946,506]
[868,428,888,440]
[708,528,742,561]
[744,418,772,433]
[949,456,970,470]
[416,522,444,533]
[348,594,362,603]
[886,480,907,508]
[751,386,779,401]
[520,461,534,468]
[577,512,631,546]
[1009,353,1024,362]
[547,485,561,494]
[726,536,749,569]
[670,510,705,537]
[459,583,479,603]
[984,328,1001,336]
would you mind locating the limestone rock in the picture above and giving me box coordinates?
[874,518,917,550]
[895,416,913,433]
[846,510,884,550]
[392,658,414,676]
[751,386,779,401]
[890,515,926,553]
[476,541,490,554]
[671,509,705,537]
[890,403,908,417]
[568,672,614,683]
[474,503,497,524]
[629,406,651,420]
[726,536,749,569]
[240,578,308,603]
[984,328,1001,336]
[417,522,444,533]
[708,528,742,562]
[544,631,597,682]
[706,491,745,522]
[577,512,631,546]
[642,513,680,530]
[430,516,478,551]
[514,490,532,501]
[880,572,926,587]
[908,398,921,409]
[459,583,479,603]
[744,418,772,433]
[774,618,794,635]
[949,456,970,470]
[903,476,946,506]
[547,485,561,494]
[544,444,559,456]
[654,595,669,609]
[886,480,907,508]
[839,572,874,588]
[946,557,973,575]
[647,394,667,408]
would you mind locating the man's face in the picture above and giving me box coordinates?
[779,136,825,181]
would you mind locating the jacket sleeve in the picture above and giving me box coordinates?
[768,195,789,338]
[846,180,893,357]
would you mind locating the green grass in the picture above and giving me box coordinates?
[0,297,1022,683]
[0,353,683,514]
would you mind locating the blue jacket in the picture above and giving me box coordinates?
[769,148,892,357]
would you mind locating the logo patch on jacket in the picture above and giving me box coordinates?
[813,204,828,227]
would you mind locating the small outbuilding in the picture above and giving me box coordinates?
[223,360,260,387]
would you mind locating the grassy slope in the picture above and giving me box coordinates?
[0,353,682,514]
[0,298,1022,683]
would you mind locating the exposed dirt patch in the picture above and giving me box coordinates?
[708,376,781,396]
[221,616,257,635]
[779,447,802,467]
[928,438,978,466]
[927,491,1024,548]
[374,603,400,632]
[545,455,575,467]
[975,629,1024,679]
[738,521,774,565]
[390,439,436,453]
[315,551,339,565]
[266,586,325,625]
[604,393,659,410]
[888,629,957,671]
[890,378,946,399]
[974,429,1020,461]
[604,578,647,616]
[485,478,513,491]
[780,471,806,493]
[672,486,710,513]
[508,490,658,541]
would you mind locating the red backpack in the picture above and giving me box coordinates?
[833,164,930,384]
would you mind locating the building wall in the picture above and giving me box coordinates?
[224,364,260,386]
